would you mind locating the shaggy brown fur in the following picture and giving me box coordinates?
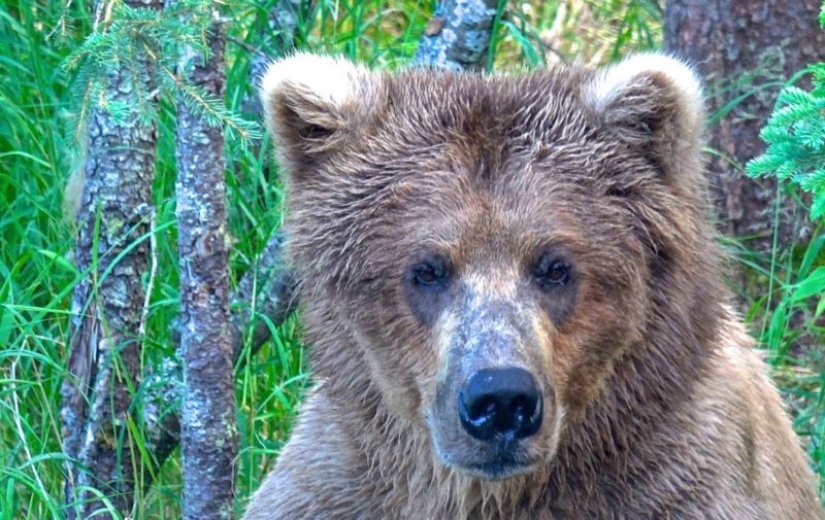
[243,53,824,519]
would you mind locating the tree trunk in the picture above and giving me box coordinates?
[61,0,162,517]
[664,0,825,259]
[175,15,238,520]
[141,0,306,482]
[414,0,502,70]
[142,239,297,489]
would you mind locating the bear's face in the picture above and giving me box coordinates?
[262,54,706,480]
[392,161,648,478]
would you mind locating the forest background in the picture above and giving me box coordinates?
[1,0,824,518]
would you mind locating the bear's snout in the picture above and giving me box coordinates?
[458,367,543,442]
[425,286,562,480]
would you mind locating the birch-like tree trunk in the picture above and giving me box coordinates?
[60,1,162,518]
[414,0,501,70]
[175,14,238,519]
[664,0,825,257]
[143,236,297,484]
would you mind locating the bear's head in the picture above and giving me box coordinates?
[261,53,719,480]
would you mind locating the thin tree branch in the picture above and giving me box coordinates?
[141,0,306,484]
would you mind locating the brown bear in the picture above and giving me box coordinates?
[243,53,824,519]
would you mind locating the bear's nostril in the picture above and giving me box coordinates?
[511,396,528,421]
[458,367,543,442]
[471,396,497,418]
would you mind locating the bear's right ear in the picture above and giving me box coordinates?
[260,53,381,182]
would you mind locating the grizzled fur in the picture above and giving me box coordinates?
[243,54,824,519]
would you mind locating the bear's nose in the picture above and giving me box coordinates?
[458,367,543,442]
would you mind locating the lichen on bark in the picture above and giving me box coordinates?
[413,0,501,71]
[175,14,238,520]
[60,2,162,518]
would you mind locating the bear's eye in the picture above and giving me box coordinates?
[411,259,449,288]
[533,256,570,288]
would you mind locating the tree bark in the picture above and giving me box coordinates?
[175,14,238,520]
[414,0,502,70]
[60,1,162,518]
[141,0,306,482]
[664,0,825,257]
[142,232,297,486]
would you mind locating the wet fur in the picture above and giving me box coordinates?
[243,54,824,519]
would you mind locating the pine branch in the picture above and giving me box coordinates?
[748,65,825,219]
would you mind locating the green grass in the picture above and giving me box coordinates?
[739,220,825,498]
[1,2,83,518]
[0,0,822,518]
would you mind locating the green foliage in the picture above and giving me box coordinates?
[744,226,825,501]
[499,0,660,69]
[0,2,88,518]
[747,74,825,219]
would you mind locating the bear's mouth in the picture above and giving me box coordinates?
[431,431,545,481]
[459,447,540,480]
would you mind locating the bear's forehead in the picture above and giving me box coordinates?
[380,68,597,141]
[347,76,626,207]
[299,66,654,265]
[352,68,622,190]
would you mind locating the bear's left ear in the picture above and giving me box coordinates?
[260,53,383,183]
[584,53,704,178]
